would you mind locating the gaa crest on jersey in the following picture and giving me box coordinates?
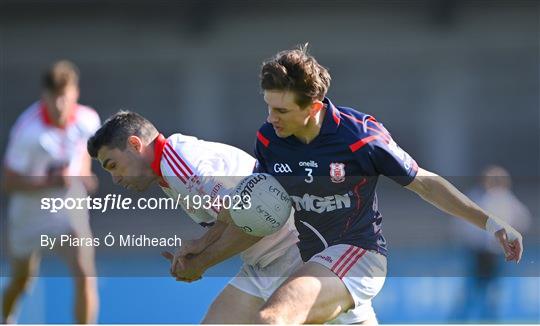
[329,162,346,183]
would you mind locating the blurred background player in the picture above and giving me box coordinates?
[86,111,301,323]
[252,45,524,324]
[1,61,101,323]
[451,165,531,322]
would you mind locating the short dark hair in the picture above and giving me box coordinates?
[87,111,158,158]
[260,44,331,108]
[42,60,80,94]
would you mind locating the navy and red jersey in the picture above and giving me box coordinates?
[254,97,418,262]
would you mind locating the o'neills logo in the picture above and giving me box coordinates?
[237,174,267,207]
[299,160,319,168]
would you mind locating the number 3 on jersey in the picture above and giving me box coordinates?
[304,168,313,183]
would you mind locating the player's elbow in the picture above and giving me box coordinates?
[406,167,439,198]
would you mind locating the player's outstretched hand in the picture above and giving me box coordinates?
[495,227,523,263]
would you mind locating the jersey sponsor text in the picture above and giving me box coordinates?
[291,193,351,213]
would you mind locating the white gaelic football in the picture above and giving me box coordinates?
[230,173,292,237]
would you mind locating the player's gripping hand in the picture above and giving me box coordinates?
[486,217,523,263]
[172,255,205,282]
[161,239,207,282]
[171,240,207,282]
[171,239,205,274]
[160,251,202,283]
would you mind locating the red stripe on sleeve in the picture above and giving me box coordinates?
[163,152,187,184]
[164,146,191,178]
[366,118,391,142]
[165,143,194,175]
[349,135,380,152]
[257,131,270,148]
[341,113,391,143]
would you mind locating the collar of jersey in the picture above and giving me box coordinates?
[40,101,78,129]
[150,133,167,177]
[319,97,341,135]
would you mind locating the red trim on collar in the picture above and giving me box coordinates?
[150,134,167,178]
[320,98,341,135]
[40,102,78,129]
[332,106,341,125]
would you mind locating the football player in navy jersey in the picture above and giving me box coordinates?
[252,45,524,325]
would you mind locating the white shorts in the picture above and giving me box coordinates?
[309,244,387,324]
[229,244,302,300]
[8,209,93,259]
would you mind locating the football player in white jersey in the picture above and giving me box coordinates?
[2,61,101,323]
[87,111,301,323]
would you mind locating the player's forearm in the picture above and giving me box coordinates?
[406,168,488,229]
[2,169,52,192]
[196,220,228,251]
[196,224,262,271]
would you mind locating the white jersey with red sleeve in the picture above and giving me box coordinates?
[4,101,101,257]
[4,101,100,177]
[152,133,298,267]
